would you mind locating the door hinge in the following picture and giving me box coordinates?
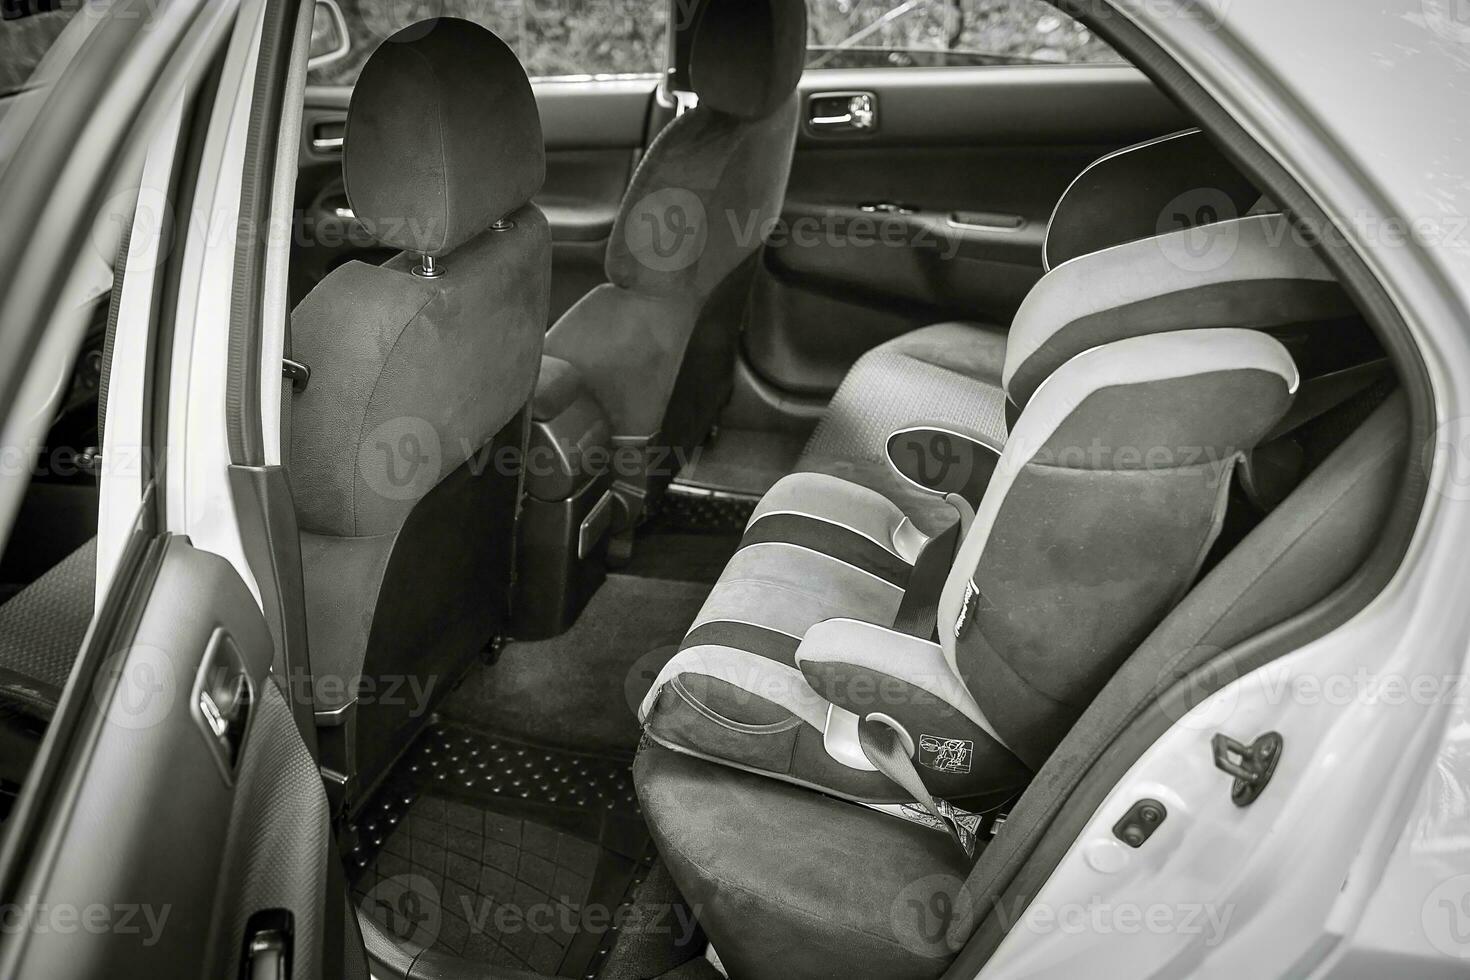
[1212,731,1283,806]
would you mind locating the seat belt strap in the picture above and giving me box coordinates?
[281,316,311,466]
[891,492,969,640]
[859,716,978,858]
[1263,358,1392,441]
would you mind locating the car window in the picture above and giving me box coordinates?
[0,5,81,98]
[808,0,1122,69]
[308,0,669,87]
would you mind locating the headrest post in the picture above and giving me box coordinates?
[413,254,444,279]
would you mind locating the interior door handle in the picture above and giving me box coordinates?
[309,120,345,152]
[192,629,254,781]
[808,92,877,133]
[246,928,289,980]
[244,910,294,980]
[948,210,1025,232]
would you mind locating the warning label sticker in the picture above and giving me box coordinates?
[919,734,973,775]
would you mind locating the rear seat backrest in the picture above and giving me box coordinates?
[1003,212,1354,412]
[1043,128,1262,270]
[638,328,1299,812]
[938,328,1299,768]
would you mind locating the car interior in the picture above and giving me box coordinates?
[0,0,1414,977]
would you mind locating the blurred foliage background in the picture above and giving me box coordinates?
[808,0,1119,68]
[322,0,670,81]
[1,7,71,95]
[2,0,1119,97]
[311,0,1118,82]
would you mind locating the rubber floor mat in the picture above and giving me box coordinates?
[349,722,653,978]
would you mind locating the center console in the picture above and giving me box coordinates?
[512,356,616,638]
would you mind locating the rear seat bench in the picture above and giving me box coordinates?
[795,211,1357,534]
[630,132,1402,980]
[641,324,1299,809]
[633,389,1404,980]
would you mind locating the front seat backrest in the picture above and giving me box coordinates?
[289,18,549,800]
[542,0,807,521]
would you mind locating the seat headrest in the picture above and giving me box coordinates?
[1003,213,1356,411]
[1044,129,1262,270]
[343,19,544,257]
[1006,329,1299,466]
[689,0,807,120]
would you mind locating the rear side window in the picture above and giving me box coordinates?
[807,0,1122,69]
[0,5,80,97]
[308,0,669,86]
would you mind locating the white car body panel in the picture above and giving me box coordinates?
[96,94,185,605]
[164,0,266,607]
[982,0,1470,976]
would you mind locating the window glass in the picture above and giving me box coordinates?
[308,0,669,87]
[0,5,81,98]
[807,0,1122,69]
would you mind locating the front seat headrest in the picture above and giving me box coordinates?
[690,0,807,120]
[343,18,545,258]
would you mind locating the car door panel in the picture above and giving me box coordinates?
[503,78,657,320]
[1,532,329,978]
[293,78,657,319]
[0,2,338,976]
[745,65,1188,398]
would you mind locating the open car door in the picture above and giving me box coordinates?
[0,1,342,977]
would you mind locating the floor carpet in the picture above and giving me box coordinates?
[441,573,711,755]
[619,530,742,584]
[675,426,807,498]
[596,859,707,980]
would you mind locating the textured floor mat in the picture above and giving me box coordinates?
[646,485,757,536]
[350,723,653,978]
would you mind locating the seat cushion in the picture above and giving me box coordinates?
[0,538,96,717]
[639,475,917,803]
[634,742,971,980]
[742,471,927,574]
[643,328,1296,804]
[797,321,1008,535]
